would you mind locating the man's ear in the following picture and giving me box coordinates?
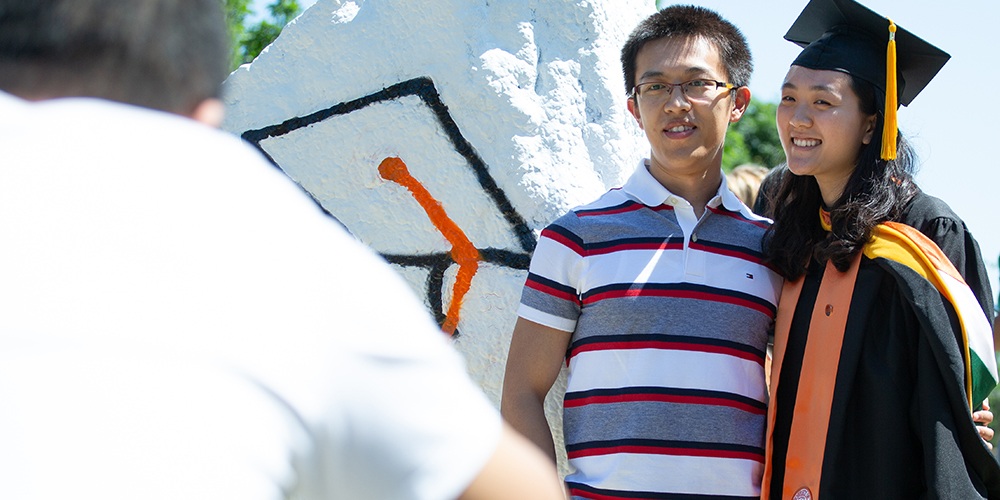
[189,98,225,128]
[626,97,643,130]
[729,86,751,123]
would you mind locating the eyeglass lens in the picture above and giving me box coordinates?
[636,80,721,100]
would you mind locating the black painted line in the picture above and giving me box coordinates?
[240,77,541,332]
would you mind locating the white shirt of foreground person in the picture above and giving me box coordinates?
[0,93,544,500]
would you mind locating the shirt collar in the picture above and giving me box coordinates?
[715,174,747,212]
[623,158,746,212]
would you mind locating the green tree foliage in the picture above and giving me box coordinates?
[723,100,785,172]
[223,0,301,71]
[223,0,251,69]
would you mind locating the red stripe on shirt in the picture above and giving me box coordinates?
[563,392,766,415]
[708,206,770,229]
[690,242,764,264]
[577,203,647,217]
[569,339,764,365]
[524,278,578,303]
[582,288,774,318]
[585,241,683,256]
[540,227,583,255]
[567,444,764,462]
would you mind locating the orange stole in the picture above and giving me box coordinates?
[761,252,862,499]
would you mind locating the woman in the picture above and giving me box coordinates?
[757,0,1000,498]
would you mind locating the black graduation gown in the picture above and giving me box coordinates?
[900,191,994,324]
[765,229,1000,499]
[754,178,994,323]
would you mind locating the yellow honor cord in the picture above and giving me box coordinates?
[881,19,898,160]
[819,208,832,231]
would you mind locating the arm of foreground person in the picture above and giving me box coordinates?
[458,422,567,500]
[500,317,573,463]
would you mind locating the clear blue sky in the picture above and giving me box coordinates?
[263,0,1000,299]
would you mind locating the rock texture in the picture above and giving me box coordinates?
[222,0,653,474]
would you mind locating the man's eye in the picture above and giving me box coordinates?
[687,80,709,88]
[647,84,666,91]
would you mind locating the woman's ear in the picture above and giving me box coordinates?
[861,114,878,145]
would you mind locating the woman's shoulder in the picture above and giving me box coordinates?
[899,190,965,232]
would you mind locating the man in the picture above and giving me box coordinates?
[0,1,565,499]
[502,6,782,499]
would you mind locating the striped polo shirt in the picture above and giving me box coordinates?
[518,160,782,500]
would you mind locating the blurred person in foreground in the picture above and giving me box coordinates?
[757,0,1000,497]
[0,1,566,499]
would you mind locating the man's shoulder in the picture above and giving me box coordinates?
[0,91,29,118]
[549,188,644,225]
[704,203,772,243]
[0,95,483,416]
[538,188,656,249]
[35,97,259,157]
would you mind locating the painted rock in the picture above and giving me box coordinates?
[222,0,652,473]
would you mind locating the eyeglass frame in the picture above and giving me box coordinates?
[630,79,738,102]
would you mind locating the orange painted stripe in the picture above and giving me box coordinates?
[378,157,479,335]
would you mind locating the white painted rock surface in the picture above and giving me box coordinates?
[222,0,652,474]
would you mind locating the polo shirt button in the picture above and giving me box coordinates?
[690,234,698,243]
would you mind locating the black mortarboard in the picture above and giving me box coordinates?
[784,0,950,159]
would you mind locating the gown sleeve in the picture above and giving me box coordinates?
[902,192,994,324]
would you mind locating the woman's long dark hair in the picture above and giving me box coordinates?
[761,74,920,280]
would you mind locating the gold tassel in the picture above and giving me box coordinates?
[881,19,898,160]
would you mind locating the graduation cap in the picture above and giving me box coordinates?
[784,0,950,160]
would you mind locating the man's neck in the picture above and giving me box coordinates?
[647,159,722,219]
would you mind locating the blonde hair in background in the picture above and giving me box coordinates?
[726,164,770,207]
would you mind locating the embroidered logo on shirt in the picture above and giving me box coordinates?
[746,273,754,279]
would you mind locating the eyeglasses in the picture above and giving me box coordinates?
[631,79,737,102]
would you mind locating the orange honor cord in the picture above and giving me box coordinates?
[881,19,898,160]
[781,253,862,499]
[378,157,480,336]
[761,277,806,500]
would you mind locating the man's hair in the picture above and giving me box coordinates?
[0,0,229,115]
[620,5,752,96]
